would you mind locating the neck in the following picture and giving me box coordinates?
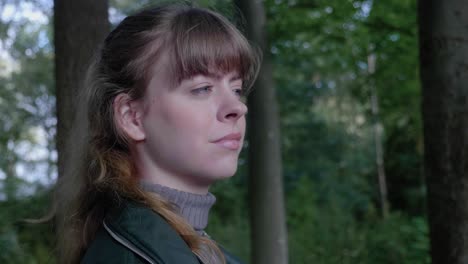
[140,181,216,233]
[133,154,210,194]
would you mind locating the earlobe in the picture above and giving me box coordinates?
[113,93,146,141]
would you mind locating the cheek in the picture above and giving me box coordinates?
[157,101,213,139]
[160,104,189,126]
[240,116,246,130]
[238,116,247,137]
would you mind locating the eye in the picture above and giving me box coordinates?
[191,86,212,95]
[231,79,244,97]
[233,88,244,97]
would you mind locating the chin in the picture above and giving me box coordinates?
[217,171,237,180]
[196,156,240,181]
[203,165,238,182]
[214,167,238,179]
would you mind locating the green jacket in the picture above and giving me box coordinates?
[81,201,244,264]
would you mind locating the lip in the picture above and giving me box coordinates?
[212,132,242,150]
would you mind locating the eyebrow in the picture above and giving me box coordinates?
[203,72,242,82]
[230,75,242,82]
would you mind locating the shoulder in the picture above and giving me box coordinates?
[81,227,147,264]
[82,200,200,264]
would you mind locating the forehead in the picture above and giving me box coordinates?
[148,52,244,87]
[150,68,242,90]
[190,71,242,81]
[167,15,253,86]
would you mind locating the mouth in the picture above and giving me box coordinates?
[212,132,242,150]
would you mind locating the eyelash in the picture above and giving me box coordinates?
[191,86,212,95]
[191,86,244,97]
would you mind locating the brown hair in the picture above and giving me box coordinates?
[54,3,260,264]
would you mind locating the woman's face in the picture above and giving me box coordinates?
[132,66,247,192]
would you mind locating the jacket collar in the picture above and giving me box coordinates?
[104,200,201,264]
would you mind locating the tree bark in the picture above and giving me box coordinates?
[54,0,109,178]
[234,1,289,263]
[419,1,468,263]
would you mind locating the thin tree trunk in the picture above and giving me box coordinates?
[368,54,389,218]
[54,0,109,178]
[4,152,18,200]
[419,1,468,263]
[234,1,289,263]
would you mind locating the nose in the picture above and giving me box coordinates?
[218,93,248,123]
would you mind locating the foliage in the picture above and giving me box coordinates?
[0,0,56,199]
[0,189,55,264]
[286,176,429,264]
[265,0,423,213]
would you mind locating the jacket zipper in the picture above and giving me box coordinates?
[103,221,156,264]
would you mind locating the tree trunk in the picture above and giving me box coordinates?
[234,1,289,263]
[4,152,18,200]
[368,53,389,218]
[419,1,468,263]
[54,0,109,178]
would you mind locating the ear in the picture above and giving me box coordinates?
[113,93,146,141]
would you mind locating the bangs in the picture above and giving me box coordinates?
[167,9,260,91]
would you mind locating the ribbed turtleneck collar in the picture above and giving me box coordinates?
[140,182,216,233]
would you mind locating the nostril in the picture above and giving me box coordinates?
[225,113,238,119]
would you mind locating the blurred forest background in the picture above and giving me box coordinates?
[0,0,437,263]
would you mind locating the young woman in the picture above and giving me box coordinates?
[54,3,260,264]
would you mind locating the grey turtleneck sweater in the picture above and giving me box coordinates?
[140,182,216,234]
